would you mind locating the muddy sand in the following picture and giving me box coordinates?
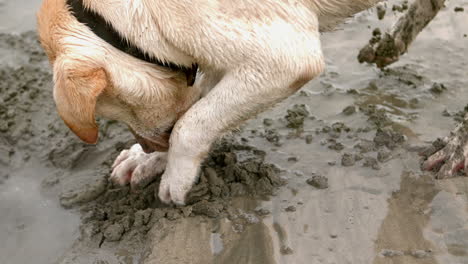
[1,0,468,263]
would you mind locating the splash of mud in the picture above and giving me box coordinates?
[78,138,285,246]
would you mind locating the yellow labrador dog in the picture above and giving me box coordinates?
[37,0,380,205]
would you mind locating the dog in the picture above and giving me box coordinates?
[37,0,384,205]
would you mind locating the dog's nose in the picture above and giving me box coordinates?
[136,137,157,153]
[128,127,170,153]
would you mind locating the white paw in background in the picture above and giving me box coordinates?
[110,144,167,189]
[422,122,468,179]
[158,155,200,205]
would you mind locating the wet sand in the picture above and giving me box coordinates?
[1,0,467,263]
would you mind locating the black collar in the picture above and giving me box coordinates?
[66,0,197,86]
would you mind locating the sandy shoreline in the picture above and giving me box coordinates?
[1,0,467,263]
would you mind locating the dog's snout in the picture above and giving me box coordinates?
[135,136,158,153]
[128,127,170,153]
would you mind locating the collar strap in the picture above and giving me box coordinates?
[66,0,197,86]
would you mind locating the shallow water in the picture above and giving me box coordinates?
[240,1,468,263]
[1,0,467,264]
[0,160,79,264]
[0,0,42,33]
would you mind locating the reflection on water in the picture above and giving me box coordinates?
[372,172,438,264]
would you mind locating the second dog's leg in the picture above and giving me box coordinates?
[158,57,325,204]
[358,0,445,68]
[422,113,468,179]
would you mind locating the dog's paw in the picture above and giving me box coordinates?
[111,144,167,189]
[422,122,468,179]
[157,157,199,205]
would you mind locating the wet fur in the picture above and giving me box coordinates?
[37,0,381,204]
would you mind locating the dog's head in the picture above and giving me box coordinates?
[37,0,201,152]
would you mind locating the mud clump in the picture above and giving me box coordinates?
[358,44,377,65]
[360,104,395,128]
[285,104,310,129]
[336,129,403,169]
[328,140,345,151]
[263,118,274,126]
[380,249,404,257]
[342,105,356,116]
[363,157,381,170]
[369,28,382,45]
[341,153,356,166]
[191,200,224,218]
[373,129,405,150]
[255,208,271,216]
[103,223,125,242]
[306,173,328,189]
[380,249,433,259]
[429,82,447,94]
[392,0,408,12]
[263,129,281,144]
[284,205,296,212]
[449,104,468,123]
[354,140,376,153]
[376,4,386,20]
[358,33,403,68]
[78,138,285,244]
[411,250,432,259]
[377,149,391,163]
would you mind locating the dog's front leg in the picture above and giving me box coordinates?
[159,58,325,205]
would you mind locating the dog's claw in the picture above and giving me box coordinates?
[111,149,130,170]
[110,144,167,189]
[422,149,447,171]
[436,151,464,179]
[158,178,188,206]
[157,179,173,204]
[423,119,468,179]
[157,156,200,205]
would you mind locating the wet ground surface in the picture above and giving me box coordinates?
[1,0,467,263]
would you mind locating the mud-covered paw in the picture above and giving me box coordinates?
[422,124,468,179]
[110,144,167,189]
[158,178,191,206]
[157,159,199,205]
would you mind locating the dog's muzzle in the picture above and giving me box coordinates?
[129,127,171,153]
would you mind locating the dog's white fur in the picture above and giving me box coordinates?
[37,0,380,205]
[37,0,201,145]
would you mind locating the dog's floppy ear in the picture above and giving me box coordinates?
[53,67,108,144]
